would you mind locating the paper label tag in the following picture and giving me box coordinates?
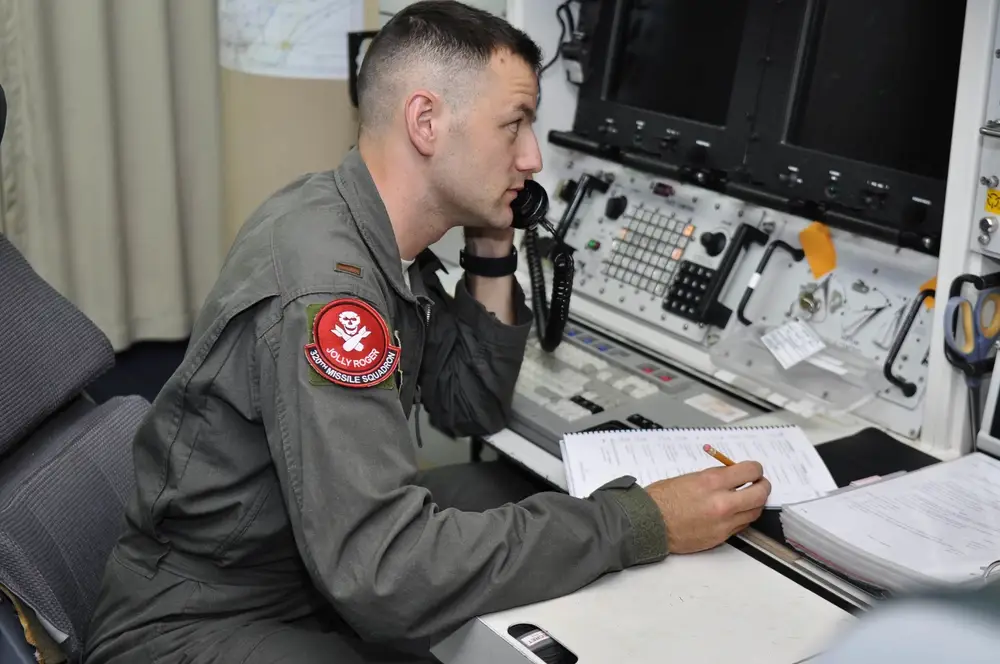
[713,370,739,383]
[766,393,790,407]
[519,630,550,648]
[761,321,826,369]
[684,393,749,423]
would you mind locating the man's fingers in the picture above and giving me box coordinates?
[731,477,772,512]
[724,504,766,538]
[711,460,764,489]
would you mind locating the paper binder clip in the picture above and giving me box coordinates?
[981,560,1000,584]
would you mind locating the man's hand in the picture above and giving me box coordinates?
[644,462,771,554]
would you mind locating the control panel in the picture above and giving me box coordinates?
[535,148,940,440]
[973,24,1000,258]
[565,169,777,345]
[510,322,764,459]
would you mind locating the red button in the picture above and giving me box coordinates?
[658,374,672,382]
[641,366,654,373]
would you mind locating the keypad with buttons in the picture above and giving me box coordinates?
[663,261,716,322]
[627,413,663,429]
[599,204,695,297]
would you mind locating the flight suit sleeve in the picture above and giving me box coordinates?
[256,286,668,643]
[416,263,533,438]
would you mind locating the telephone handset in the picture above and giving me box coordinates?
[511,180,557,233]
[510,176,608,352]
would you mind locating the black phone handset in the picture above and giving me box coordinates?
[511,175,608,352]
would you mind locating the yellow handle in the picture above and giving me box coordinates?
[980,292,1000,337]
[958,300,975,354]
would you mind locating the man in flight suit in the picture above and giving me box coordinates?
[84,2,771,662]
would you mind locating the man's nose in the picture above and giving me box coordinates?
[517,130,543,175]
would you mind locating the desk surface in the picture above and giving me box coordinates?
[432,415,874,663]
[433,537,855,664]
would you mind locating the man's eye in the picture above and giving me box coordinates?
[508,120,522,133]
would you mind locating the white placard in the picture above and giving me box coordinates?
[761,320,826,370]
[684,393,749,423]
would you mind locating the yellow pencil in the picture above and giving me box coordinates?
[703,444,735,467]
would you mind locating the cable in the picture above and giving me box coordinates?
[538,1,579,104]
[540,2,575,74]
[522,173,605,353]
[524,225,575,352]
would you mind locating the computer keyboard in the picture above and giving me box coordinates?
[508,323,765,458]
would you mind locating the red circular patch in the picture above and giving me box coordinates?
[303,298,400,388]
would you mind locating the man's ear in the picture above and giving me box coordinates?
[404,90,439,157]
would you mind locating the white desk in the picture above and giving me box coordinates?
[431,414,871,663]
[432,543,855,664]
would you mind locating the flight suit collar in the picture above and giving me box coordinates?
[334,147,417,304]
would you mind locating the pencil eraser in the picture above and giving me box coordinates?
[703,444,712,451]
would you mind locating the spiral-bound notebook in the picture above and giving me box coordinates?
[559,425,837,508]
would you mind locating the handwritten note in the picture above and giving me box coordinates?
[560,425,837,508]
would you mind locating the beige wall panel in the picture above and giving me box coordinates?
[220,0,379,243]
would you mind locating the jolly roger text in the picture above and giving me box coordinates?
[325,345,380,370]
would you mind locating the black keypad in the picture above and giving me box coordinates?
[663,261,715,319]
[627,414,663,429]
[571,395,604,414]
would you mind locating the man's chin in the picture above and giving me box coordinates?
[486,208,514,229]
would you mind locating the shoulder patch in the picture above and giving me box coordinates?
[304,298,401,388]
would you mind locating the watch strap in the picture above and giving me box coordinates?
[459,246,517,277]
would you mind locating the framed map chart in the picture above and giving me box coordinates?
[218,0,365,79]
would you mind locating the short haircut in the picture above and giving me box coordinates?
[357,1,542,133]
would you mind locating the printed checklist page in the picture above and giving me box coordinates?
[784,453,1000,584]
[560,425,837,508]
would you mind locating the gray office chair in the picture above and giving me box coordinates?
[0,82,151,663]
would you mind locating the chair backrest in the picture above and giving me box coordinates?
[0,233,149,662]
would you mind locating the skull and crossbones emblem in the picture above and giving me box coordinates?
[332,309,371,352]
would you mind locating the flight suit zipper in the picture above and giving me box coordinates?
[413,301,432,448]
[394,330,403,391]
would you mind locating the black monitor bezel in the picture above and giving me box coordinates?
[561,0,968,256]
[570,0,776,176]
[738,0,966,254]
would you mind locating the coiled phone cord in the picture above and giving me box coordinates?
[524,223,575,352]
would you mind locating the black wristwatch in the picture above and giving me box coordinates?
[459,246,518,277]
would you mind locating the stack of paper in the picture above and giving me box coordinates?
[559,424,838,509]
[780,453,1000,592]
